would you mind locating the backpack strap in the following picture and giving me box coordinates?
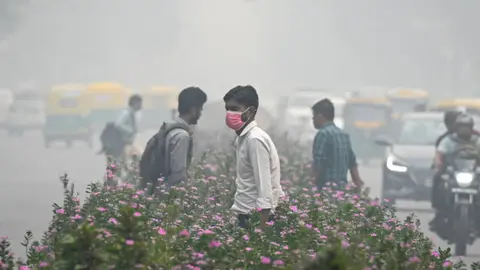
[162,123,191,177]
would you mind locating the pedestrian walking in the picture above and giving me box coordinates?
[139,87,207,193]
[224,85,285,229]
[311,98,364,190]
[99,94,143,158]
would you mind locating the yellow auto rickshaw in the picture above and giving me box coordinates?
[386,88,429,118]
[141,86,178,130]
[429,98,480,117]
[43,84,93,148]
[343,96,393,163]
[85,82,131,130]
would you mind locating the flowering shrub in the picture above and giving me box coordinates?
[1,133,479,269]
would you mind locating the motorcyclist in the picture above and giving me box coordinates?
[430,113,480,231]
[435,110,461,148]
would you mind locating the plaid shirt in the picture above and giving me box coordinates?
[313,122,357,186]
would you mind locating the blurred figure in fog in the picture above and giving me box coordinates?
[435,110,462,148]
[435,110,480,149]
[163,87,207,186]
[431,113,480,230]
[311,99,364,190]
[224,85,285,229]
[115,94,143,156]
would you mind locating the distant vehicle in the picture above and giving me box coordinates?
[375,112,480,205]
[430,98,480,117]
[0,88,14,127]
[6,91,45,136]
[278,89,346,141]
[386,88,429,116]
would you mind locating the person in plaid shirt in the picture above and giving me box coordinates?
[311,98,364,189]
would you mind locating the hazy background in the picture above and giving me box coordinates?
[2,0,480,99]
[2,0,480,263]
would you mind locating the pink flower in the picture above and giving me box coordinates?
[97,207,106,212]
[242,235,249,241]
[431,251,440,258]
[408,256,420,263]
[273,260,284,266]
[341,240,350,248]
[260,256,271,264]
[208,240,222,248]
[108,218,118,225]
[370,233,377,237]
[73,214,82,220]
[198,229,214,236]
[443,261,452,267]
[125,239,134,245]
[179,229,190,237]
[158,228,167,236]
[245,247,253,251]
[39,261,49,267]
[133,212,142,217]
[289,205,298,212]
[19,266,30,270]
[55,208,65,214]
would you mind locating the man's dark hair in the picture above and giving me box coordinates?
[312,98,335,121]
[178,87,207,115]
[128,94,142,106]
[223,85,259,109]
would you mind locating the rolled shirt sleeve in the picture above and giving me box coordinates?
[248,137,274,209]
[167,131,190,186]
[437,137,451,154]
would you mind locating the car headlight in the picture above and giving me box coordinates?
[386,155,408,172]
[455,172,474,187]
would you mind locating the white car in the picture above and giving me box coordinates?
[6,99,45,136]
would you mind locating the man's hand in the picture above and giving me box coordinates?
[355,178,364,188]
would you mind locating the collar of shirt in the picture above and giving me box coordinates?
[175,116,188,125]
[239,120,258,137]
[320,121,335,130]
[175,117,193,135]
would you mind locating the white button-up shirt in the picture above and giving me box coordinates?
[231,121,285,214]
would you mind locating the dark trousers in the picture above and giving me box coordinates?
[431,170,446,211]
[238,214,275,229]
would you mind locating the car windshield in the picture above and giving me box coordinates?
[397,117,445,145]
[344,104,388,122]
[390,99,417,114]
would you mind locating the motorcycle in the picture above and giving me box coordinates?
[440,149,480,256]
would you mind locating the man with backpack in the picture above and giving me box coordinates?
[99,94,143,159]
[139,87,207,193]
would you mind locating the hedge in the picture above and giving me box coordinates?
[0,133,478,270]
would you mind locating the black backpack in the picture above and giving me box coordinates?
[139,122,190,189]
[99,122,126,157]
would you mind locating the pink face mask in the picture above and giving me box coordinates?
[225,110,248,131]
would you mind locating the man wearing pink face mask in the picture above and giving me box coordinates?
[224,85,285,229]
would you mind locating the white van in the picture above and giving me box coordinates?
[6,92,45,136]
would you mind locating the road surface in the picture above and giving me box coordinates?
[0,130,479,264]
